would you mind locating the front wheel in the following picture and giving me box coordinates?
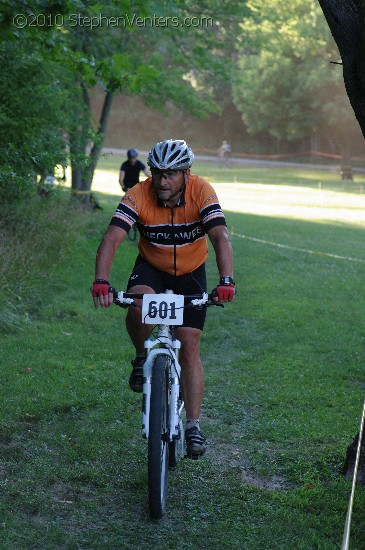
[148,355,170,519]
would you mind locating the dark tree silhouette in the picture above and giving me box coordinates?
[318,1,365,483]
[318,0,365,138]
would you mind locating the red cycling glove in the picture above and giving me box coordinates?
[213,277,236,302]
[215,284,235,301]
[91,279,112,298]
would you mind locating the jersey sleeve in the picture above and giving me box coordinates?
[109,191,139,232]
[199,181,227,232]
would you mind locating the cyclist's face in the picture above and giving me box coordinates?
[151,169,189,205]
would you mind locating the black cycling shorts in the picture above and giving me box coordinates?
[126,255,207,331]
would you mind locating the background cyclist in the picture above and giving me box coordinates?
[217,140,232,168]
[92,139,235,458]
[119,148,150,192]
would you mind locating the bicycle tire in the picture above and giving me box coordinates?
[148,355,170,519]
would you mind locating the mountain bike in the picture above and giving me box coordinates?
[113,289,222,519]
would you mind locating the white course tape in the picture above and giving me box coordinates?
[230,231,365,264]
[341,400,365,550]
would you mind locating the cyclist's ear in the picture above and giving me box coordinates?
[178,169,190,194]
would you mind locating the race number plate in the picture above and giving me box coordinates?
[142,294,184,325]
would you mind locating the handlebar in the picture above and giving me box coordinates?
[112,291,224,308]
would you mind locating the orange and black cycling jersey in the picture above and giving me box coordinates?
[110,174,226,276]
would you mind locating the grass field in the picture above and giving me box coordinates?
[1,159,365,549]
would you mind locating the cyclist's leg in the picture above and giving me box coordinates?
[174,327,203,420]
[125,256,165,354]
[125,282,154,392]
[172,263,206,419]
[126,284,154,353]
[172,264,207,456]
[176,328,206,457]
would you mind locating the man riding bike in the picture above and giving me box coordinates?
[119,148,150,192]
[92,139,235,458]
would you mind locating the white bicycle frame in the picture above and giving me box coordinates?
[115,289,210,446]
[142,325,182,441]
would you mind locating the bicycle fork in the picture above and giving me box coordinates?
[141,331,182,441]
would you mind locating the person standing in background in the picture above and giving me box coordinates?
[119,148,150,192]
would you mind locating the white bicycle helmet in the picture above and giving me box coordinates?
[147,139,194,170]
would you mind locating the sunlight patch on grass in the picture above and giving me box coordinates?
[215,183,365,226]
[87,161,365,227]
[88,169,123,197]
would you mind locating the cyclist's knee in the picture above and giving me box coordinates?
[126,285,155,323]
[177,328,201,357]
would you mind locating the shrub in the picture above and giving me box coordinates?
[0,189,87,330]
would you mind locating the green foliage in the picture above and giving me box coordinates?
[0,0,249,198]
[0,28,69,201]
[0,191,88,330]
[232,0,357,149]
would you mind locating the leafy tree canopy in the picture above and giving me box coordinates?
[232,0,358,150]
[0,0,249,200]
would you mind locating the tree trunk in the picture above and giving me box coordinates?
[83,90,115,192]
[318,0,365,138]
[70,83,92,204]
[70,88,114,206]
[70,131,90,205]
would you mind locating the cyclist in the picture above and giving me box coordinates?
[92,139,235,458]
[119,148,150,192]
[218,140,231,168]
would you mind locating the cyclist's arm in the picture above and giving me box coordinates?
[207,225,233,279]
[94,225,128,307]
[119,170,126,188]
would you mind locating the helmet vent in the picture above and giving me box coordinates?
[147,139,194,170]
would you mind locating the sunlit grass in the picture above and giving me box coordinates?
[217,183,365,226]
[94,156,365,185]
[89,157,365,228]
